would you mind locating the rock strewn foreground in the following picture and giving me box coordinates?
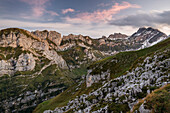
[45,48,170,113]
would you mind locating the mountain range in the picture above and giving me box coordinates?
[0,27,169,113]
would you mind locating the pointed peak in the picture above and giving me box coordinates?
[137,27,147,33]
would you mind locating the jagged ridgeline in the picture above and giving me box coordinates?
[0,27,168,113]
[35,38,170,113]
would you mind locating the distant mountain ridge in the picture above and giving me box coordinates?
[30,27,168,53]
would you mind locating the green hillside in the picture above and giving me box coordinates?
[34,38,170,113]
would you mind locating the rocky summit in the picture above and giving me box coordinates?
[0,27,169,113]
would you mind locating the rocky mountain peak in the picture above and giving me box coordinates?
[147,27,158,31]
[0,28,41,48]
[32,30,48,40]
[132,27,166,37]
[32,30,62,46]
[60,34,93,47]
[136,27,147,33]
[62,34,85,40]
[0,28,40,40]
[108,33,128,40]
[135,27,161,35]
[130,27,167,47]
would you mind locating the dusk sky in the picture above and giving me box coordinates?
[0,0,170,38]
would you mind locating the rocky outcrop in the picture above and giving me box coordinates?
[0,85,66,113]
[108,33,128,40]
[62,34,92,45]
[43,49,67,69]
[15,53,36,71]
[0,60,14,76]
[58,34,93,51]
[0,28,67,69]
[86,70,110,87]
[139,103,151,113]
[0,53,35,76]
[32,30,62,46]
[0,30,39,49]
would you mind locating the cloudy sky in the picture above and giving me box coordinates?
[0,0,170,38]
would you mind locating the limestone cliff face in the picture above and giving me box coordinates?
[0,60,14,76]
[0,29,39,49]
[58,34,93,51]
[43,49,67,68]
[15,53,36,72]
[32,30,62,46]
[0,53,35,76]
[0,28,67,69]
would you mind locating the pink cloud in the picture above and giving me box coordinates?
[73,2,140,22]
[62,8,75,14]
[20,0,58,17]
[32,7,45,17]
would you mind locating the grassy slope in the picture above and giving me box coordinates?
[34,38,170,113]
[91,46,170,112]
[131,84,170,113]
[88,37,170,79]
